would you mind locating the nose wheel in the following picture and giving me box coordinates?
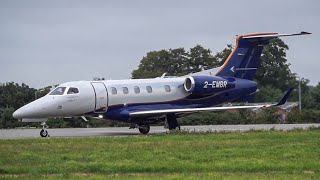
[40,129,48,137]
[40,122,49,137]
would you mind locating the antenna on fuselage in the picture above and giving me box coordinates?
[159,73,167,78]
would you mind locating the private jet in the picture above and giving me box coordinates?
[13,31,310,137]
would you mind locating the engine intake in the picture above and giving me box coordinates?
[184,76,195,92]
[184,76,235,95]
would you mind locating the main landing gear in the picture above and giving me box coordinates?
[138,124,150,134]
[130,123,150,134]
[130,114,180,135]
[166,114,180,130]
[40,122,49,137]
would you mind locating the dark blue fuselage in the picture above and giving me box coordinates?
[105,77,257,122]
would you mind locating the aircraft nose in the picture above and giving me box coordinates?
[12,107,30,119]
[12,96,57,119]
[12,98,47,119]
[12,109,21,119]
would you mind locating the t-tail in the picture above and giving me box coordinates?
[215,32,311,80]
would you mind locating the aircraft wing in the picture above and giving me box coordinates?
[130,88,293,117]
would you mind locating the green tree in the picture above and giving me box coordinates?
[255,85,283,102]
[36,86,54,99]
[131,39,300,85]
[187,45,219,73]
[131,38,305,103]
[256,38,296,91]
[214,44,233,66]
[310,83,320,109]
[0,82,36,109]
[0,107,19,128]
[131,45,219,79]
[167,48,189,76]
[132,49,173,78]
[311,83,320,102]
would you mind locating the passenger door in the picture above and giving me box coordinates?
[91,82,108,113]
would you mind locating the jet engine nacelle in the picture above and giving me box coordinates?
[184,76,235,95]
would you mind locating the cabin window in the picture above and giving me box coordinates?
[50,87,66,95]
[123,87,129,94]
[67,87,79,94]
[164,85,171,92]
[111,87,117,95]
[134,86,140,94]
[146,86,152,93]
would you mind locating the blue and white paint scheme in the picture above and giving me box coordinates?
[13,32,310,137]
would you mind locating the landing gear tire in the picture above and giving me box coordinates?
[138,124,150,134]
[40,129,48,137]
[40,122,49,137]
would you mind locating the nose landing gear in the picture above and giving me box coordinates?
[40,122,49,137]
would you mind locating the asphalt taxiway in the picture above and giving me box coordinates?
[0,124,319,139]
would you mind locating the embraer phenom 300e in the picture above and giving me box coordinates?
[13,32,310,137]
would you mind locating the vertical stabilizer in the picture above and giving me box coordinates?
[215,32,311,80]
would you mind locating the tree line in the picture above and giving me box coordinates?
[132,38,318,106]
[1,38,320,128]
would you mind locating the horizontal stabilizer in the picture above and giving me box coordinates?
[243,31,311,40]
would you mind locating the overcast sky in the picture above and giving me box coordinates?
[0,0,319,88]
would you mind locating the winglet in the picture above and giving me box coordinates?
[276,88,294,106]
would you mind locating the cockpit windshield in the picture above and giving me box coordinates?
[67,87,79,94]
[49,87,66,95]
